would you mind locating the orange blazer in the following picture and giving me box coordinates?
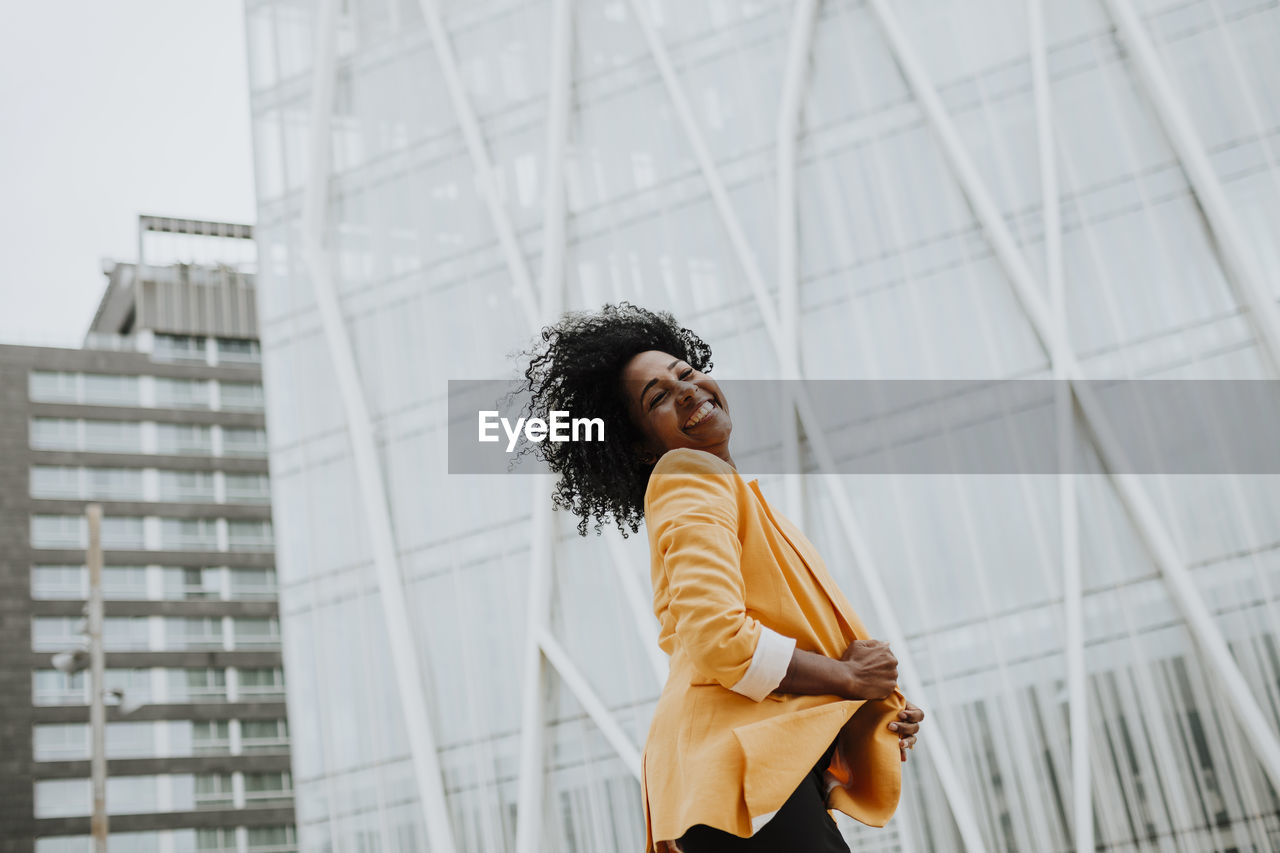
[641,448,906,850]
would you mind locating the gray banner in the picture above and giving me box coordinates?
[447,379,1280,474]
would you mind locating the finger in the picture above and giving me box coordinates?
[900,745,907,762]
[890,722,919,736]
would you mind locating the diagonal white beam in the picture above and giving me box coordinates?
[415,0,541,331]
[776,0,820,533]
[539,630,644,779]
[1028,1,1091,850]
[299,3,457,852]
[865,0,1280,803]
[1101,0,1280,375]
[626,0,783,357]
[604,534,669,684]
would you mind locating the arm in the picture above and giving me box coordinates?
[775,639,900,701]
[647,450,793,701]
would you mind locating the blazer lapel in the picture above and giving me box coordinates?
[747,479,860,637]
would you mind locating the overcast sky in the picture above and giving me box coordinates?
[0,1,256,347]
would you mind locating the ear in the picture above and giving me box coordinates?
[631,441,659,467]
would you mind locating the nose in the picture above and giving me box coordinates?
[676,382,697,405]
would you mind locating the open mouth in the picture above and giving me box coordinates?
[683,399,716,430]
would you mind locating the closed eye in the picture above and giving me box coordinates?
[648,368,695,409]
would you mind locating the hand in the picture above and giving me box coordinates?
[840,639,898,700]
[890,700,925,762]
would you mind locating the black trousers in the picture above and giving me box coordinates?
[678,741,851,853]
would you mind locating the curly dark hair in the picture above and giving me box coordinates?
[512,301,714,537]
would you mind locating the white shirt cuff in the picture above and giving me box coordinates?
[729,626,796,702]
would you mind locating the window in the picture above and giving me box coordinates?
[30,467,81,499]
[167,668,227,702]
[216,337,260,364]
[29,371,79,402]
[191,720,231,754]
[33,669,86,705]
[31,515,84,548]
[85,468,144,501]
[30,565,84,599]
[166,618,224,651]
[32,516,145,551]
[158,470,216,502]
[159,518,218,551]
[103,617,150,650]
[241,719,289,753]
[103,668,152,704]
[246,826,296,853]
[156,423,212,455]
[30,417,79,450]
[225,472,270,503]
[32,617,80,651]
[243,771,292,804]
[83,420,142,453]
[230,568,277,599]
[232,618,280,649]
[35,565,152,601]
[33,723,88,761]
[155,377,211,409]
[153,334,206,362]
[197,827,237,852]
[237,667,286,699]
[162,567,222,600]
[228,520,273,551]
[102,517,145,550]
[82,374,140,406]
[222,426,267,456]
[219,381,264,411]
[194,774,234,809]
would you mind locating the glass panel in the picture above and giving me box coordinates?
[162,567,223,600]
[228,520,274,551]
[157,470,217,501]
[153,334,207,362]
[225,472,271,503]
[82,374,140,406]
[154,378,211,409]
[31,515,84,548]
[220,381,266,411]
[216,337,261,363]
[159,518,219,551]
[31,565,84,599]
[30,466,81,499]
[222,426,268,456]
[29,371,79,402]
[85,468,144,501]
[230,568,277,599]
[165,619,225,651]
[166,667,228,702]
[156,423,213,455]
[30,418,79,450]
[232,617,280,649]
[83,420,143,453]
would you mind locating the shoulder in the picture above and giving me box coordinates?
[650,447,738,478]
[643,449,743,520]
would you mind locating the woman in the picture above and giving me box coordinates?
[517,303,925,852]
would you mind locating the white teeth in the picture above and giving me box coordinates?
[684,400,715,429]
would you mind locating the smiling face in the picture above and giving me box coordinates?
[620,349,734,468]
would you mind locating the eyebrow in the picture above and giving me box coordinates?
[640,359,681,405]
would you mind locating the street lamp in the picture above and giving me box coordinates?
[49,504,108,853]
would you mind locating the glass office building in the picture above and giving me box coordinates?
[244,1,1280,850]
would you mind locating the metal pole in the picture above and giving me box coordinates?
[87,503,107,853]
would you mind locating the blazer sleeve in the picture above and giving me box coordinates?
[645,449,795,702]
